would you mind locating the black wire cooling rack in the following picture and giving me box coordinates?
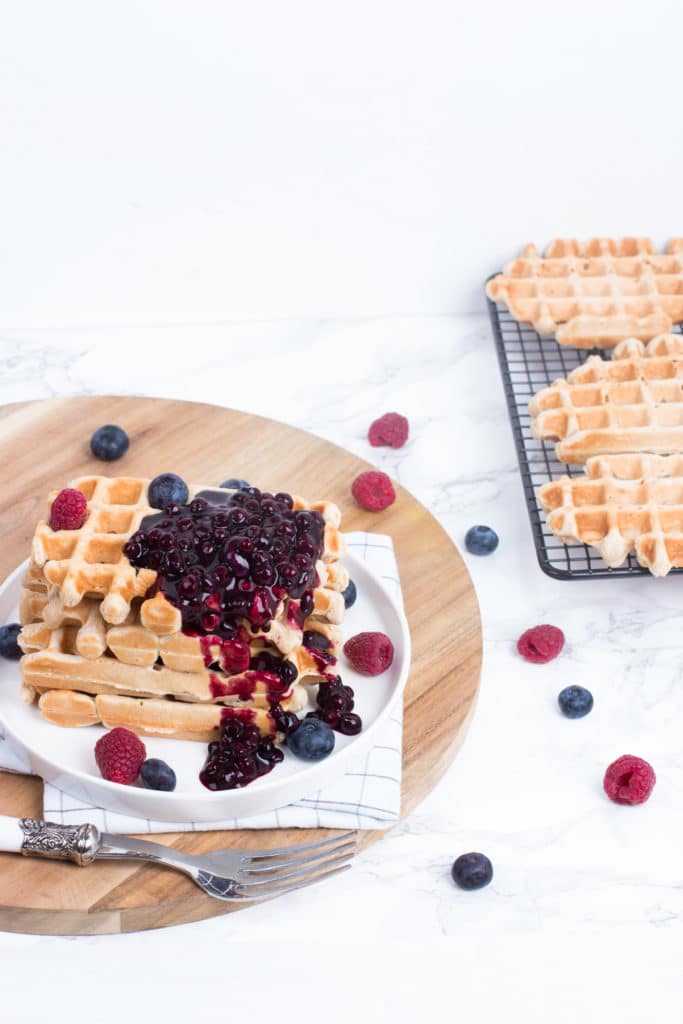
[486,277,683,580]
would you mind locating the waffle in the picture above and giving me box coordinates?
[487,238,683,347]
[34,691,281,741]
[32,476,157,625]
[529,334,683,463]
[20,476,349,741]
[537,453,683,575]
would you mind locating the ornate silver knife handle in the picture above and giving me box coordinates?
[18,818,101,866]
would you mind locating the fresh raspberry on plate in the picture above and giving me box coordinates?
[49,488,88,531]
[351,471,396,512]
[603,755,656,805]
[344,631,395,675]
[368,412,409,449]
[517,624,565,663]
[95,727,147,785]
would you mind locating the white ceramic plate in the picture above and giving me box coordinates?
[0,553,410,823]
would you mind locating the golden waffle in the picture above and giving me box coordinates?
[537,453,683,575]
[487,238,683,347]
[36,690,280,740]
[20,476,348,740]
[529,334,683,463]
[32,476,157,625]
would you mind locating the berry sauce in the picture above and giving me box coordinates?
[197,635,251,673]
[311,680,363,735]
[302,629,338,675]
[220,706,259,726]
[200,716,284,790]
[208,670,290,705]
[123,488,323,639]
[287,601,306,630]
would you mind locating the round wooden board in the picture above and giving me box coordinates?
[0,396,482,934]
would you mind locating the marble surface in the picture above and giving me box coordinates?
[0,318,680,1017]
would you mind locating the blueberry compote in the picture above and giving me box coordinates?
[124,489,324,635]
[308,679,363,735]
[200,715,284,791]
[122,488,326,790]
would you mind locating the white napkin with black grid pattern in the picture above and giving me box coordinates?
[0,533,403,831]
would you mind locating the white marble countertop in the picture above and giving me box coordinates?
[0,317,680,1018]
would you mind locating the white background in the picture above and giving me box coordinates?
[2,0,682,326]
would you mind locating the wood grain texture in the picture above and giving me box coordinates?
[0,396,482,934]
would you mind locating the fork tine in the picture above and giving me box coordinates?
[235,862,352,901]
[243,830,356,863]
[243,839,356,875]
[239,849,353,887]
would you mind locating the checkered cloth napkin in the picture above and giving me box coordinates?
[0,533,404,832]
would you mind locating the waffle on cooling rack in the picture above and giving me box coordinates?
[529,334,683,463]
[19,476,349,741]
[487,238,683,347]
[537,453,683,576]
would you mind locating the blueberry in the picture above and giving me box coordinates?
[140,758,177,792]
[451,852,493,891]
[287,718,335,761]
[303,630,331,652]
[148,474,189,509]
[0,623,22,660]
[221,478,251,490]
[464,525,499,556]
[558,685,593,719]
[90,424,129,462]
[342,579,357,609]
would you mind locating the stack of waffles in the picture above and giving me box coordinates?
[18,476,349,740]
[530,334,683,575]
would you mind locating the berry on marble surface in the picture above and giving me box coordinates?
[558,685,593,719]
[451,852,493,890]
[464,525,499,556]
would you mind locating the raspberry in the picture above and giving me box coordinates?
[95,727,147,785]
[517,624,565,663]
[603,755,656,806]
[344,631,394,675]
[351,471,396,512]
[368,412,409,449]
[49,488,88,531]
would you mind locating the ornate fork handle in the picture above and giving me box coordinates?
[0,816,355,901]
[18,818,101,866]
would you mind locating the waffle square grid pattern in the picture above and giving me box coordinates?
[487,286,683,579]
[486,238,683,348]
[32,476,157,626]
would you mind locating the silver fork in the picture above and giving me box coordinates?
[0,815,356,903]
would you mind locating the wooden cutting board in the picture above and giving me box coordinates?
[0,396,482,934]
